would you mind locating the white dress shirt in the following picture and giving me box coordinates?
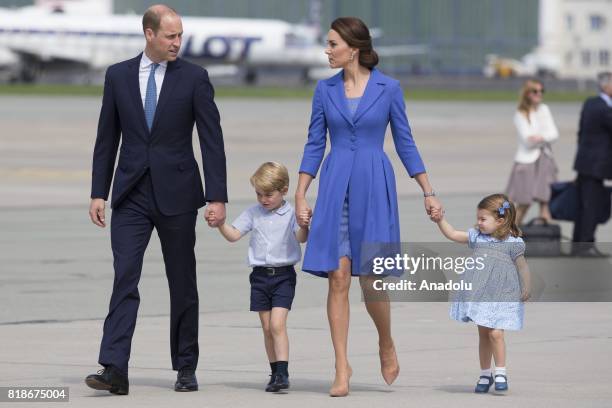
[232,201,302,267]
[139,52,167,108]
[512,103,559,164]
[600,92,612,108]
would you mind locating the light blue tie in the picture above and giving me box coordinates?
[144,63,159,131]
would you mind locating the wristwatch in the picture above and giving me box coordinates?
[423,190,436,197]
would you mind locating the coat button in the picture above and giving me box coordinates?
[350,146,356,151]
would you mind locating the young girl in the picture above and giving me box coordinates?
[433,193,531,393]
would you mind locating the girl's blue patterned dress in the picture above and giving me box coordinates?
[450,228,526,330]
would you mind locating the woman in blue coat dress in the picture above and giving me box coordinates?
[295,18,443,396]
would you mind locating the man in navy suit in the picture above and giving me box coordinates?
[572,72,612,254]
[85,5,227,394]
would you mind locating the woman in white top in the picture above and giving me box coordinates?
[506,79,559,225]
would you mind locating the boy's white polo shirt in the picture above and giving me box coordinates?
[232,201,302,267]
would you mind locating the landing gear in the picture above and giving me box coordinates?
[244,68,257,85]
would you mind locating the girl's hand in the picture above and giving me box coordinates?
[521,286,531,302]
[425,196,443,222]
[429,207,444,223]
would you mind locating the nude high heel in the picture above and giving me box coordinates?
[379,342,400,385]
[329,365,352,397]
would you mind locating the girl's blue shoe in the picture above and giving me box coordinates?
[494,374,508,391]
[474,375,493,393]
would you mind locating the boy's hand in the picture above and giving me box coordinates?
[205,202,226,227]
[298,209,312,227]
[206,211,224,228]
[295,197,311,228]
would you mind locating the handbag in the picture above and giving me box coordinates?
[521,217,562,257]
[549,181,611,224]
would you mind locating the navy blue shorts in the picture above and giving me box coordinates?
[249,265,297,311]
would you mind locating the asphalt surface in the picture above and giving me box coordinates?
[0,95,611,407]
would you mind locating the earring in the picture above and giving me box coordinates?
[350,52,355,62]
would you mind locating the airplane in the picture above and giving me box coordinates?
[0,1,429,84]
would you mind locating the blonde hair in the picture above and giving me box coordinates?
[250,162,289,193]
[477,193,522,240]
[518,79,543,124]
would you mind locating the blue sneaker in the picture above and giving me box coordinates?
[494,374,508,391]
[474,375,493,393]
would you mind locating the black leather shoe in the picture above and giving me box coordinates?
[175,368,198,392]
[273,373,290,391]
[85,366,129,395]
[265,374,278,392]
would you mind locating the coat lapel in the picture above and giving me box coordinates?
[353,69,386,123]
[127,54,150,141]
[326,72,353,126]
[150,58,182,140]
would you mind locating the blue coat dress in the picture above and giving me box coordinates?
[299,68,426,277]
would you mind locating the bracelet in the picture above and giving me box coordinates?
[423,190,436,197]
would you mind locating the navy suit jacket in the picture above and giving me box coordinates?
[91,54,227,215]
[573,96,612,179]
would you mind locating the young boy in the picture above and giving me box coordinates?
[206,162,310,392]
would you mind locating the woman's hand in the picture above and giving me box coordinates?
[425,196,443,222]
[298,208,312,227]
[527,135,545,145]
[295,196,312,228]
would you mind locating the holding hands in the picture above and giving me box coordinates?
[426,196,444,223]
[295,196,313,228]
[205,202,226,227]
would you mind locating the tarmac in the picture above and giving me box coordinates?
[1,95,611,407]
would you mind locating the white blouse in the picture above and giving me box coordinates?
[512,104,559,164]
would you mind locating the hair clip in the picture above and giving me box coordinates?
[498,201,510,216]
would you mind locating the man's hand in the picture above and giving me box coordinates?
[205,202,226,227]
[89,198,106,227]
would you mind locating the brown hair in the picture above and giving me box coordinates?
[331,17,379,70]
[517,79,543,123]
[142,4,178,34]
[477,193,522,240]
[250,162,290,193]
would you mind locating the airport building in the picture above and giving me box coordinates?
[1,0,609,79]
[113,0,540,76]
[537,0,612,79]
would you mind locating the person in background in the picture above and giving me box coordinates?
[572,72,612,255]
[506,79,559,225]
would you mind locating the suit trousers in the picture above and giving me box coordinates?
[98,171,199,374]
[572,174,606,243]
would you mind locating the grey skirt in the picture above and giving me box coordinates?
[506,151,558,205]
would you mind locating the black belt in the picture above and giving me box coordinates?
[252,265,295,276]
